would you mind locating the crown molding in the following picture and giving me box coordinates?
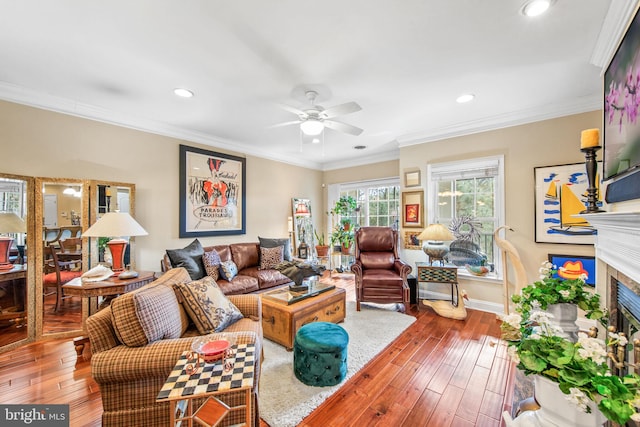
[396,95,600,147]
[320,149,399,171]
[590,0,639,71]
[0,81,324,170]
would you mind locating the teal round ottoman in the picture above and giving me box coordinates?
[294,322,349,387]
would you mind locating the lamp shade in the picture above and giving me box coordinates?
[0,212,26,233]
[83,212,148,238]
[417,224,454,242]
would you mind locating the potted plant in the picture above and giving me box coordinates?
[314,229,329,257]
[330,195,357,217]
[501,261,640,425]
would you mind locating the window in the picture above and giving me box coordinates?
[329,178,401,229]
[427,156,505,277]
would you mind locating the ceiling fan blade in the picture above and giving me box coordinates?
[278,103,306,117]
[268,120,301,129]
[321,102,362,119]
[323,120,363,136]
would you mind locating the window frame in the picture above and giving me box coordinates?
[426,155,505,279]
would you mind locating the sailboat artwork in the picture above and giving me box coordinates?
[535,162,607,244]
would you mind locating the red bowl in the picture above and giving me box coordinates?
[200,340,230,363]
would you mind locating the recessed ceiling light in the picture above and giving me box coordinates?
[456,93,475,104]
[522,0,552,17]
[311,138,321,144]
[173,88,194,98]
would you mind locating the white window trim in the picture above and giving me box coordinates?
[426,155,505,280]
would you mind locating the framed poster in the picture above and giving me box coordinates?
[548,254,596,287]
[179,144,246,237]
[403,230,422,250]
[534,162,607,244]
[402,191,424,228]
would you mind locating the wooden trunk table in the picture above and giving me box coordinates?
[261,283,346,350]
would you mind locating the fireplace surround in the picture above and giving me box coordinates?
[583,211,640,375]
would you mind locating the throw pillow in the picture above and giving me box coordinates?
[219,260,238,281]
[260,245,284,270]
[111,283,184,347]
[202,249,221,281]
[175,277,244,334]
[166,239,206,280]
[258,236,293,261]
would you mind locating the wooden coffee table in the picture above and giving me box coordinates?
[261,282,346,350]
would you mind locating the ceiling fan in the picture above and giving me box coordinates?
[273,90,363,136]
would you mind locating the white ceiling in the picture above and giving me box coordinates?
[0,1,634,170]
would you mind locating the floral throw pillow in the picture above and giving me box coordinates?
[174,277,243,334]
[219,260,238,281]
[202,249,221,281]
[260,245,284,270]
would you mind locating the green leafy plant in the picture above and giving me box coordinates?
[330,195,357,216]
[501,261,640,424]
[314,228,326,246]
[511,261,605,324]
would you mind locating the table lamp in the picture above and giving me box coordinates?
[418,223,455,266]
[0,212,26,270]
[83,212,148,275]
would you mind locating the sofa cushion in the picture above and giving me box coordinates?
[111,283,184,347]
[202,249,221,281]
[215,275,260,295]
[175,277,244,334]
[166,239,206,280]
[230,243,260,271]
[219,260,239,281]
[258,237,293,261]
[260,245,284,270]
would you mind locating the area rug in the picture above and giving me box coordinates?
[259,301,416,427]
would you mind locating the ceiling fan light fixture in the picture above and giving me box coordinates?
[300,119,324,135]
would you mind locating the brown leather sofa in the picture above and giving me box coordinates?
[351,227,411,311]
[162,242,292,295]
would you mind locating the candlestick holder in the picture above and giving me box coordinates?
[580,145,605,214]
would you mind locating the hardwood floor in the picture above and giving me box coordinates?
[0,274,515,426]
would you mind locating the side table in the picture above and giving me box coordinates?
[63,270,156,359]
[157,343,256,427]
[415,262,460,306]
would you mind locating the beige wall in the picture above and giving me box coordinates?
[1,98,605,308]
[0,100,322,272]
[399,111,602,307]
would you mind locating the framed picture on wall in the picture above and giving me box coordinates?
[404,170,421,187]
[402,190,424,228]
[403,230,422,250]
[534,162,608,244]
[548,254,596,287]
[179,144,246,237]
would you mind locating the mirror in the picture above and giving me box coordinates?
[87,181,136,269]
[34,178,88,339]
[0,173,35,351]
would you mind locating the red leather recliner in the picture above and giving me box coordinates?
[351,227,411,312]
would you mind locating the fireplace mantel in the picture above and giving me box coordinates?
[582,212,640,285]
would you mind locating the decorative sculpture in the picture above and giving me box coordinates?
[494,226,528,315]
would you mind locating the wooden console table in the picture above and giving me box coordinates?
[0,265,27,323]
[63,270,156,358]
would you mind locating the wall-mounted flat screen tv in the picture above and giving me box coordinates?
[604,6,640,180]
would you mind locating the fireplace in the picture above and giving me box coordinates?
[584,212,640,377]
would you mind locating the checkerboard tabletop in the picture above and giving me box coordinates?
[157,343,256,402]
